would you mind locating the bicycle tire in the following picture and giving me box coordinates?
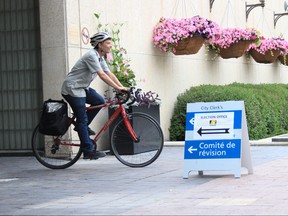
[31,124,82,169]
[111,112,164,167]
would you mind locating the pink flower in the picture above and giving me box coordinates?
[152,16,220,52]
[206,27,261,49]
[248,37,287,55]
[106,53,113,61]
[119,49,126,55]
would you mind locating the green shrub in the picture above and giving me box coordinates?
[169,83,288,141]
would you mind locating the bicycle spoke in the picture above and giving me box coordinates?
[111,112,163,167]
[31,125,82,169]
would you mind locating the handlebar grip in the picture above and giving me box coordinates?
[117,90,131,105]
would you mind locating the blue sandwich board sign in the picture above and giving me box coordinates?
[183,101,253,178]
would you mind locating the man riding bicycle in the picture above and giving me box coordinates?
[61,32,127,160]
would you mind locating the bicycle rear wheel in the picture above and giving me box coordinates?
[111,112,164,167]
[31,124,82,169]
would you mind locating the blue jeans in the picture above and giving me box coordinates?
[62,88,105,153]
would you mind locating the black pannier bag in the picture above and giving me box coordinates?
[39,99,69,136]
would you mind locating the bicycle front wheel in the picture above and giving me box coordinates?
[111,112,164,167]
[31,124,82,169]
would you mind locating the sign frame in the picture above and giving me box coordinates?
[183,101,253,178]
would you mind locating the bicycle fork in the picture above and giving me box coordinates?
[120,107,140,143]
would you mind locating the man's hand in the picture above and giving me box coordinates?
[116,86,129,92]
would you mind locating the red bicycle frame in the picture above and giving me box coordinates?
[67,102,138,145]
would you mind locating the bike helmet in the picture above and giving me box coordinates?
[90,32,112,47]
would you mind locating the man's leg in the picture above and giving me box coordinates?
[62,94,93,153]
[85,88,105,125]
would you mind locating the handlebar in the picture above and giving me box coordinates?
[115,87,135,105]
[114,87,160,107]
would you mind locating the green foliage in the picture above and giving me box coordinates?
[169,83,288,141]
[108,27,136,87]
[94,13,136,87]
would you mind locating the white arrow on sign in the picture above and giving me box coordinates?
[189,118,194,125]
[188,146,197,154]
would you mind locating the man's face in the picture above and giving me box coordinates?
[99,39,112,53]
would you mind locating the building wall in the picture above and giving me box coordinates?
[0,0,42,152]
[40,0,68,100]
[39,0,288,148]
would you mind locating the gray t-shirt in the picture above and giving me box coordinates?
[61,49,110,97]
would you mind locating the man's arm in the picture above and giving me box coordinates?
[107,72,124,87]
[97,70,126,91]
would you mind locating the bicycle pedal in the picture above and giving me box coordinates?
[83,151,106,160]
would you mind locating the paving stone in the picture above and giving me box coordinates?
[1,145,288,215]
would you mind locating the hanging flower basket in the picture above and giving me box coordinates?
[277,39,288,66]
[218,40,252,59]
[278,55,288,66]
[248,37,286,64]
[249,49,280,64]
[152,16,220,55]
[173,35,205,55]
[206,27,261,59]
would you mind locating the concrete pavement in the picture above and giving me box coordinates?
[1,136,288,215]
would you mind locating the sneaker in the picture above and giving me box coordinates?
[83,151,107,160]
[87,127,96,136]
[74,127,96,136]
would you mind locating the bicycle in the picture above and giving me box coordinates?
[31,88,164,169]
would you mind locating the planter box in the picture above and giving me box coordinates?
[109,105,160,154]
